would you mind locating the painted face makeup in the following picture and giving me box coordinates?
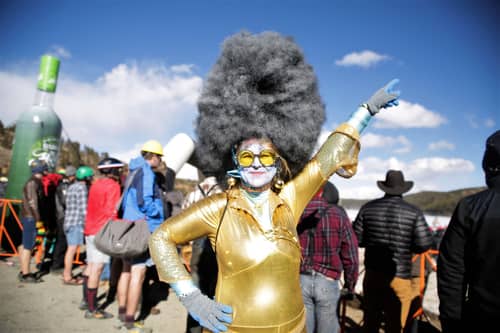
[237,138,278,189]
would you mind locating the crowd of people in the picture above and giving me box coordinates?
[12,140,185,333]
[2,30,498,333]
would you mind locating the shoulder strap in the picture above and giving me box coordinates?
[214,192,229,256]
[197,183,219,198]
[197,184,207,197]
[115,169,140,212]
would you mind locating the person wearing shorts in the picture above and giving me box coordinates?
[117,141,164,333]
[18,160,47,283]
[65,225,84,245]
[81,157,124,320]
[62,166,93,285]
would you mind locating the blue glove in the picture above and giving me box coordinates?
[179,289,233,333]
[365,78,401,115]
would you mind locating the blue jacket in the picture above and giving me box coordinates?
[122,156,164,233]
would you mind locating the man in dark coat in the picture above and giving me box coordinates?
[438,130,500,333]
[353,170,433,333]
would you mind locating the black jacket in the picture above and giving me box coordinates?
[437,175,500,332]
[353,195,433,278]
[55,179,70,222]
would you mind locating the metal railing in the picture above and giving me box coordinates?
[0,198,84,265]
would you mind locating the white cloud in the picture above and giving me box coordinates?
[428,140,455,151]
[171,64,196,74]
[408,157,474,175]
[49,45,72,59]
[0,72,33,123]
[464,114,496,129]
[313,121,480,199]
[465,114,479,128]
[333,155,475,199]
[0,62,203,166]
[374,100,447,128]
[361,132,412,153]
[485,118,496,128]
[335,50,390,68]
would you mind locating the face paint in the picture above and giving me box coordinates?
[237,138,278,189]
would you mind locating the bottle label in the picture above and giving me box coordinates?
[37,55,60,92]
[29,136,60,170]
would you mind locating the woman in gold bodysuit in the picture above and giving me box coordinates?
[149,31,400,333]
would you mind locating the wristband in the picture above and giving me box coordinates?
[347,106,373,134]
[171,279,198,298]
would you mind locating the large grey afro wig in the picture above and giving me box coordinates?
[194,31,326,182]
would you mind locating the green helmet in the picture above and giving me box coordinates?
[76,166,94,180]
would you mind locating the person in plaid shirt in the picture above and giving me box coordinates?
[62,166,93,285]
[297,181,359,333]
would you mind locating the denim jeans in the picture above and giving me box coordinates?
[300,271,340,333]
[21,217,37,250]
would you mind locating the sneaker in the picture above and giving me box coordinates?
[33,270,45,280]
[114,319,125,330]
[79,299,88,311]
[113,312,126,329]
[84,309,114,319]
[122,322,153,333]
[18,272,42,283]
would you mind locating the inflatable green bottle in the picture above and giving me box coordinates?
[5,55,63,200]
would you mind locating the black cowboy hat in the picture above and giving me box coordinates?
[377,170,414,195]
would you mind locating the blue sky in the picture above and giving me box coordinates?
[1,0,498,199]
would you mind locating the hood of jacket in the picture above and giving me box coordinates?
[129,155,147,171]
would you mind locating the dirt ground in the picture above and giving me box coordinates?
[0,257,186,333]
[0,255,440,333]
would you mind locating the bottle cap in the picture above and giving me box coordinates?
[37,55,60,92]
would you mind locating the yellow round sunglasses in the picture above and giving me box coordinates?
[237,149,278,167]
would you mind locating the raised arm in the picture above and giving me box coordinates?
[320,78,400,173]
[285,79,401,220]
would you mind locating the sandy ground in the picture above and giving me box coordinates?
[0,257,187,333]
[0,255,440,333]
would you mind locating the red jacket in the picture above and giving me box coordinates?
[84,177,121,236]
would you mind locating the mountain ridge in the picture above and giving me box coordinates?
[341,186,486,216]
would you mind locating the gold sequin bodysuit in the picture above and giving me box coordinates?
[150,124,360,332]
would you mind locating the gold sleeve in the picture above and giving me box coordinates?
[316,123,360,179]
[280,123,361,223]
[149,193,227,283]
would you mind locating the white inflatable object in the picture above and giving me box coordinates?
[163,133,195,173]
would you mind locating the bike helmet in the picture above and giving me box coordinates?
[97,157,125,176]
[65,166,77,177]
[141,140,164,156]
[31,159,49,174]
[76,166,94,180]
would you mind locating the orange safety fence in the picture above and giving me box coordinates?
[0,198,84,265]
[0,198,23,257]
[410,249,439,319]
